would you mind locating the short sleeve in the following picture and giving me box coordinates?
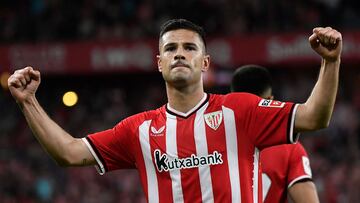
[247,96,299,149]
[83,118,136,175]
[287,143,313,188]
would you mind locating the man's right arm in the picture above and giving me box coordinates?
[288,181,319,203]
[8,67,95,167]
[287,143,319,203]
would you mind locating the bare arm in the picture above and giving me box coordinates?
[295,27,342,132]
[288,181,319,203]
[8,67,95,166]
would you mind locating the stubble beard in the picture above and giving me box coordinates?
[163,69,193,89]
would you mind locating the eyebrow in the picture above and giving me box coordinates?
[163,42,199,49]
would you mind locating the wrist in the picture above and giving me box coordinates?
[323,57,341,64]
[18,95,38,109]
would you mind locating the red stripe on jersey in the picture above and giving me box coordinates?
[176,115,203,203]
[237,131,256,203]
[132,125,149,201]
[149,119,174,203]
[204,106,231,202]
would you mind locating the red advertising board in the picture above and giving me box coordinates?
[1,32,359,74]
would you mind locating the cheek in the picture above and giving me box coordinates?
[159,58,168,67]
[192,57,203,67]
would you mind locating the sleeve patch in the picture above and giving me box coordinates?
[302,156,312,177]
[258,99,285,108]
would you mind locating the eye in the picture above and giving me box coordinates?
[185,46,196,51]
[165,46,176,52]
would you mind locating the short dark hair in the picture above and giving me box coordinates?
[159,19,206,49]
[231,65,272,96]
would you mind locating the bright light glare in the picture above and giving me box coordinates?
[0,72,10,90]
[62,91,78,107]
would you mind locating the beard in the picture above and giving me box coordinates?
[163,69,190,88]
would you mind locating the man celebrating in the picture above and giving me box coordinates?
[231,65,320,203]
[8,19,341,203]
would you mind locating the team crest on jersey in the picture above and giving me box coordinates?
[258,99,285,108]
[204,111,223,130]
[150,126,165,136]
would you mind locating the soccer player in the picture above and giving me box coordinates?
[8,19,341,203]
[231,65,320,203]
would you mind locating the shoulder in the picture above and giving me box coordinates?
[117,106,166,128]
[289,142,309,157]
[210,92,261,107]
[262,144,292,160]
[264,143,309,166]
[263,143,307,157]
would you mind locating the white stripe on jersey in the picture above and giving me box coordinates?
[166,113,184,203]
[81,138,105,175]
[290,104,300,143]
[253,148,260,203]
[222,106,242,203]
[288,175,312,189]
[139,120,159,203]
[195,103,215,203]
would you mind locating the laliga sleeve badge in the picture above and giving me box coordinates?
[302,156,312,177]
[204,111,223,130]
[258,99,285,108]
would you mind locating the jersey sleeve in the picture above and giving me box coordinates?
[245,94,299,149]
[287,143,313,188]
[82,117,136,175]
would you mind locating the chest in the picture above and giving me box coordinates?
[147,110,228,158]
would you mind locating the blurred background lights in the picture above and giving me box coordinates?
[62,91,78,107]
[0,72,10,90]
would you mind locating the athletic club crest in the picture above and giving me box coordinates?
[204,111,223,130]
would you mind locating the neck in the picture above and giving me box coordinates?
[166,81,205,113]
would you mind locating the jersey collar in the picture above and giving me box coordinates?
[166,93,209,119]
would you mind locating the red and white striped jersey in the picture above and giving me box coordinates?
[83,93,298,203]
[261,143,312,203]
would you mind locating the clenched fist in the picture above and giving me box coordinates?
[8,66,41,103]
[309,27,342,62]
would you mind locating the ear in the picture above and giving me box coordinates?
[267,95,274,100]
[201,55,210,72]
[157,55,162,72]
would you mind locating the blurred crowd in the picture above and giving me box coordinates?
[1,0,360,43]
[0,67,359,203]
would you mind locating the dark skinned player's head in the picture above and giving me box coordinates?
[231,65,273,99]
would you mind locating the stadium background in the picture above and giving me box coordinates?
[0,0,359,202]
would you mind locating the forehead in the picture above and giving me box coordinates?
[160,29,203,48]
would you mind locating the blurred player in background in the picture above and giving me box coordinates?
[8,19,341,203]
[231,65,320,203]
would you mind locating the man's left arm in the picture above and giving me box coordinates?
[295,27,342,132]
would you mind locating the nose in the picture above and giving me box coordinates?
[174,54,185,60]
[174,46,186,60]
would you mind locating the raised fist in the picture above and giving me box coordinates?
[309,27,342,62]
[8,66,41,103]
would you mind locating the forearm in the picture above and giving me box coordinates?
[20,96,83,166]
[296,58,340,131]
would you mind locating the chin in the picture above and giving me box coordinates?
[172,71,190,80]
[168,75,190,88]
